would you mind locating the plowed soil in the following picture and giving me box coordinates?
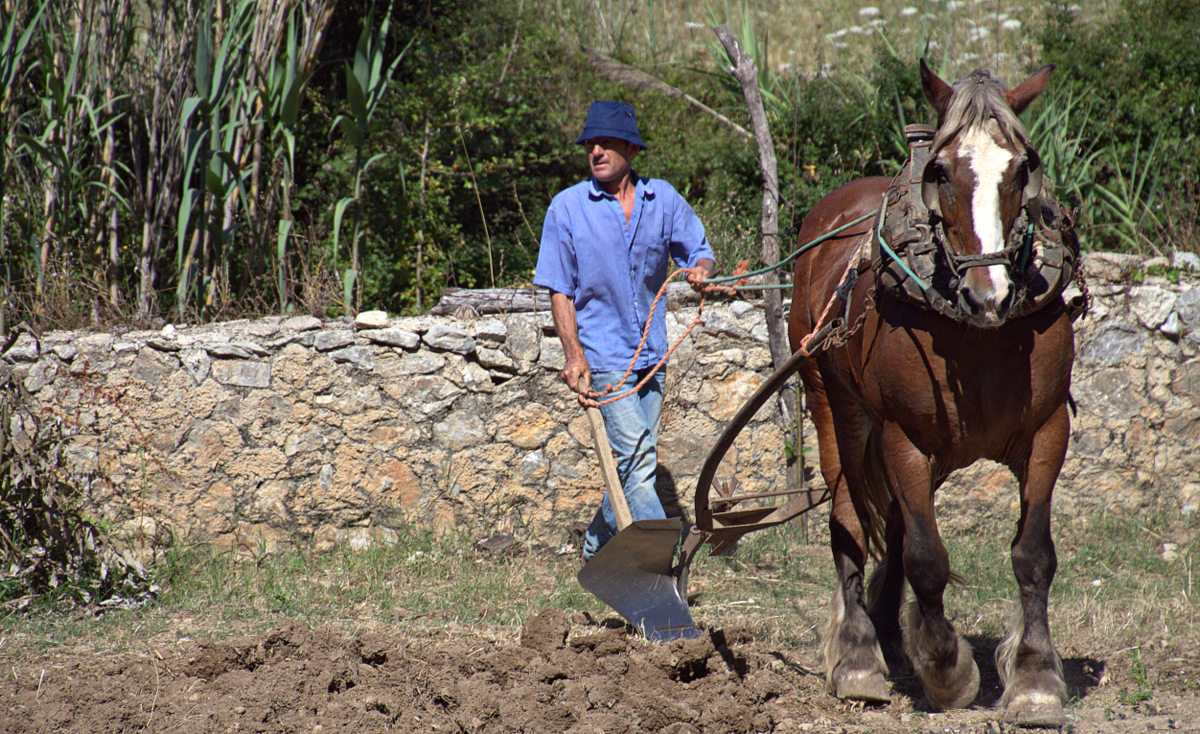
[3,605,1197,733]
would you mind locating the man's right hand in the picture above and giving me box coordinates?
[560,355,591,394]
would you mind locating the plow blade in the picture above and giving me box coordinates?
[576,517,699,643]
[577,404,700,642]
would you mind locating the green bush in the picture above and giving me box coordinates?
[295,0,587,314]
[1040,0,1200,253]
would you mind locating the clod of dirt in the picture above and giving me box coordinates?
[520,608,570,654]
[183,640,242,680]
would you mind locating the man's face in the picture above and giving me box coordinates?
[583,137,639,184]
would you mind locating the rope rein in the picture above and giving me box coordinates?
[578,261,750,407]
[577,212,881,407]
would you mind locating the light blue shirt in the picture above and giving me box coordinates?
[535,174,714,372]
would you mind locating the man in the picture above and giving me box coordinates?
[535,100,715,562]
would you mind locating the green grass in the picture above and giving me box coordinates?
[1,505,1193,671]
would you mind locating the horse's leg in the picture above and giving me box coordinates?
[884,423,980,710]
[807,372,890,702]
[866,499,908,674]
[997,404,1069,727]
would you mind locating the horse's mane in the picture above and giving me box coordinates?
[931,68,1030,152]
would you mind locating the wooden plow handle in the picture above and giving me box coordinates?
[586,405,633,531]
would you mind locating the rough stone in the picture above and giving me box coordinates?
[52,343,78,361]
[329,346,375,370]
[474,319,508,344]
[424,324,475,354]
[281,315,322,331]
[211,360,271,388]
[495,403,559,449]
[1130,286,1177,330]
[19,360,54,393]
[1082,252,1142,282]
[147,339,181,352]
[2,333,39,362]
[355,310,390,330]
[1175,287,1200,336]
[315,330,355,352]
[729,301,757,318]
[12,263,1199,553]
[1173,252,1200,273]
[180,348,213,384]
[362,328,420,349]
[1171,359,1200,400]
[383,352,445,376]
[433,411,489,450]
[1077,323,1147,366]
[699,309,754,340]
[133,348,177,385]
[505,317,541,361]
[539,339,565,372]
[205,343,255,359]
[478,347,516,372]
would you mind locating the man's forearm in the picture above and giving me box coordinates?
[550,292,584,360]
[550,291,590,391]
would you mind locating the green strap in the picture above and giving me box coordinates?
[704,201,930,294]
[705,212,875,284]
[872,195,930,291]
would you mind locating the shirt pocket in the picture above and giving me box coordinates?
[641,236,671,283]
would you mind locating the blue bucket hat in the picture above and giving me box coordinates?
[575,100,647,151]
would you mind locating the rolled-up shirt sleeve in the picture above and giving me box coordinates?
[534,196,577,298]
[664,182,714,269]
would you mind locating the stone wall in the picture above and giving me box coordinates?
[4,253,1198,553]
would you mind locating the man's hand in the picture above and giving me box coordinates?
[560,355,591,394]
[686,258,716,292]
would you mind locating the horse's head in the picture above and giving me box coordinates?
[918,60,1054,327]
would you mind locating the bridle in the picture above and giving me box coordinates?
[870,123,1075,324]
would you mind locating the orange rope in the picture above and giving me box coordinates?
[798,290,843,357]
[798,232,870,357]
[579,260,750,407]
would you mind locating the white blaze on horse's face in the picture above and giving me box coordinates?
[959,123,1014,325]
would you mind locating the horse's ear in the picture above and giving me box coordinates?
[920,58,954,123]
[921,160,942,218]
[1006,64,1056,115]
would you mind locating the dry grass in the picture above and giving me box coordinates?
[560,0,1120,81]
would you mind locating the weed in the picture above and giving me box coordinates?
[1118,647,1154,704]
[0,364,153,613]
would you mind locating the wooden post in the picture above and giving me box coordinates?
[713,25,801,507]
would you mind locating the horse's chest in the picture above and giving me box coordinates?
[859,332,1065,454]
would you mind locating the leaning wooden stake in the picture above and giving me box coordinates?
[713,24,801,504]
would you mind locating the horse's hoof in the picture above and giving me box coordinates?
[1004,694,1066,728]
[834,670,891,703]
[921,637,980,710]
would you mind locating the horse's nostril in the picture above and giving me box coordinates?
[959,287,982,314]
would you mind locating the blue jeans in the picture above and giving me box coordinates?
[582,368,666,560]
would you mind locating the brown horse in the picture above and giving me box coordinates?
[788,60,1075,726]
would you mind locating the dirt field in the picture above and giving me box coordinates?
[3,598,1197,734]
